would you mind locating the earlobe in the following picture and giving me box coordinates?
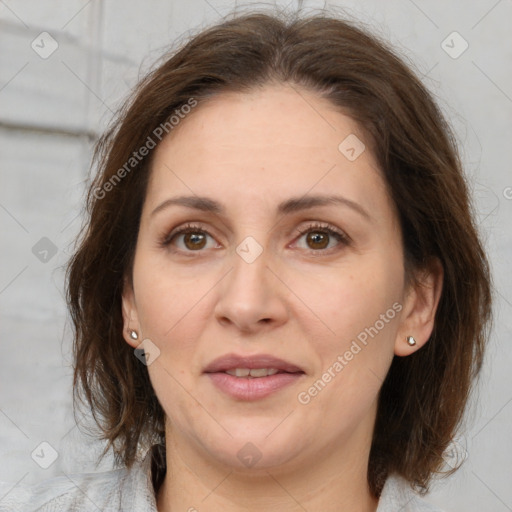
[121,279,141,348]
[394,258,444,357]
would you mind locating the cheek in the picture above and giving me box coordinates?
[291,257,402,345]
[136,269,206,417]
[133,256,211,343]
[293,257,401,397]
[296,282,399,436]
[146,362,206,435]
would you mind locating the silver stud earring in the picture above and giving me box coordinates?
[129,330,139,341]
[406,336,416,346]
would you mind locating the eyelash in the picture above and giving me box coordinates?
[160,222,350,255]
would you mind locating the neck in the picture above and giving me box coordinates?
[156,424,379,512]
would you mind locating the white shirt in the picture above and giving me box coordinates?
[0,449,445,512]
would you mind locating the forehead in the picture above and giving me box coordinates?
[155,84,367,159]
[145,84,389,215]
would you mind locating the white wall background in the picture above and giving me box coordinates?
[0,0,511,510]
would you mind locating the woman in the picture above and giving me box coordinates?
[0,9,491,512]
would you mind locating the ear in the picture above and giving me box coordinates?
[394,258,444,356]
[121,276,141,348]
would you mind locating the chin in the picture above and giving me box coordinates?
[200,428,306,472]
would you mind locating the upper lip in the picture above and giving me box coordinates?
[203,353,305,374]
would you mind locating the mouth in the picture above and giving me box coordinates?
[203,353,305,400]
[203,353,305,376]
[222,368,299,378]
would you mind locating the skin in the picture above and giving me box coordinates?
[122,83,443,511]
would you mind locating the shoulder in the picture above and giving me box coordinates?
[0,459,157,512]
[377,474,446,512]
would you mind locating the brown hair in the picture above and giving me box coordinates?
[66,10,492,497]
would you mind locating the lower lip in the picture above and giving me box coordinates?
[205,372,304,400]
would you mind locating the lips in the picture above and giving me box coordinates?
[204,353,305,400]
[203,353,305,374]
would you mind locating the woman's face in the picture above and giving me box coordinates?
[122,84,429,473]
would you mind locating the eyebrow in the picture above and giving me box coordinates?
[150,194,371,221]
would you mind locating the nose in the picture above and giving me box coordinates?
[213,244,289,334]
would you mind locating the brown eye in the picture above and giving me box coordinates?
[306,231,329,250]
[294,223,349,253]
[183,232,207,250]
[162,224,218,253]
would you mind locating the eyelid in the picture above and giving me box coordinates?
[294,222,351,243]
